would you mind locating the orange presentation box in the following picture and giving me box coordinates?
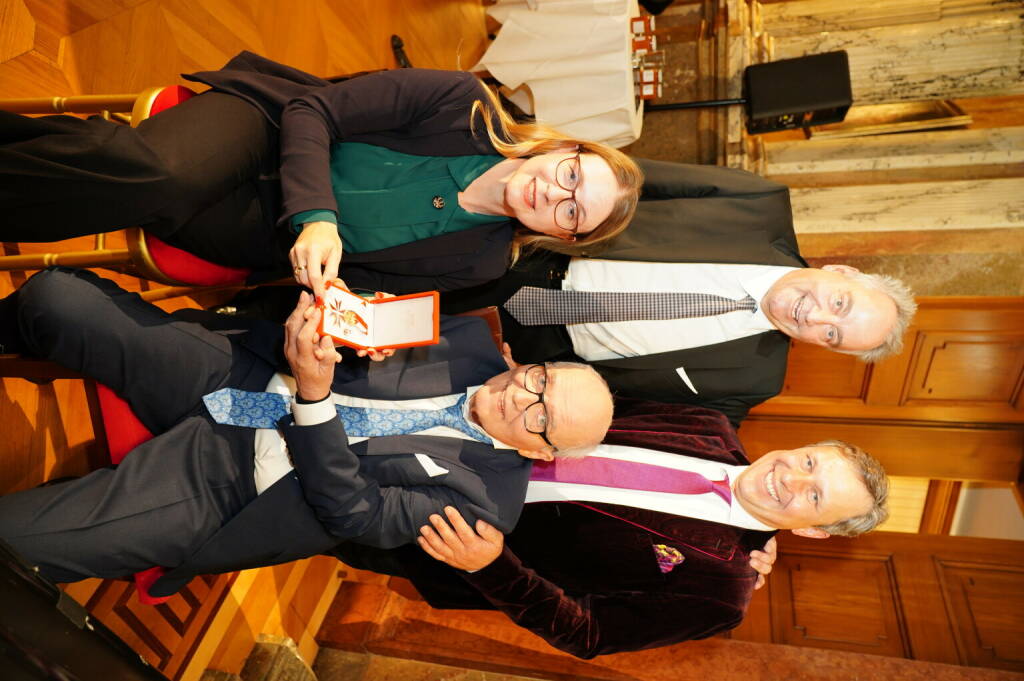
[316,282,439,351]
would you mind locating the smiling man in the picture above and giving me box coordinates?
[0,267,613,599]
[332,402,888,659]
[442,159,918,427]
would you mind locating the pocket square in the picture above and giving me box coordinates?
[653,544,684,573]
[415,453,449,478]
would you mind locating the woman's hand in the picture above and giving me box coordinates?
[290,221,342,299]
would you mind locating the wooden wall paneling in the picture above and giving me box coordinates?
[773,531,1024,670]
[919,480,963,534]
[887,546,964,666]
[738,417,1024,480]
[768,548,909,657]
[907,329,1024,409]
[936,560,1024,671]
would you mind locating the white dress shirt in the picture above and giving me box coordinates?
[524,443,775,531]
[563,260,793,361]
[251,373,512,494]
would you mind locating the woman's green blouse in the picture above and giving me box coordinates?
[290,142,510,253]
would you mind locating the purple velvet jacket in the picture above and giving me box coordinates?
[335,401,775,659]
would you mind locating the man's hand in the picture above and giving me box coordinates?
[290,221,343,299]
[417,506,504,571]
[355,290,397,362]
[750,536,778,590]
[284,291,341,401]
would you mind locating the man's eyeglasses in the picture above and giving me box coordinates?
[521,364,557,450]
[553,149,584,236]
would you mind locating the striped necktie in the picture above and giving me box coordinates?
[504,287,756,325]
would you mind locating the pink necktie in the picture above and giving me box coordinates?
[530,457,731,505]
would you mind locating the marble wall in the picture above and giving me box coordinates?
[629,0,1024,296]
[767,1,1024,103]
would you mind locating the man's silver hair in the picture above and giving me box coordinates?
[839,269,917,363]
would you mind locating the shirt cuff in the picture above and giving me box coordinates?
[290,210,338,234]
[292,396,336,426]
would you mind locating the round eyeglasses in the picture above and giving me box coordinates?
[520,364,557,450]
[553,150,584,236]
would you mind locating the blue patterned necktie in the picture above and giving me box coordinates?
[202,388,489,442]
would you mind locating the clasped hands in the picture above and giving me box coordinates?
[283,287,396,401]
[419,507,779,588]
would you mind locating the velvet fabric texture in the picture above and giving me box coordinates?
[333,401,776,659]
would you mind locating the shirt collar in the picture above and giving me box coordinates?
[464,385,516,450]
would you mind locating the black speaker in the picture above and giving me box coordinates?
[743,51,852,134]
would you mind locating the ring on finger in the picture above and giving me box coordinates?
[294,265,306,272]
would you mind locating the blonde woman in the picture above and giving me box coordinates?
[1,51,642,297]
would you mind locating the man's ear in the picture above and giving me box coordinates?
[501,342,519,371]
[822,264,860,276]
[790,527,831,539]
[518,447,555,462]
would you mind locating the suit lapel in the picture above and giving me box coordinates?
[567,501,747,560]
[593,331,787,371]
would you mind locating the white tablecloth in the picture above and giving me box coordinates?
[474,0,643,148]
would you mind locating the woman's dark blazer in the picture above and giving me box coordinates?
[186,51,516,294]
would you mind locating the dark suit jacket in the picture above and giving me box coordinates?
[154,315,530,596]
[449,157,805,425]
[587,159,806,425]
[186,51,515,294]
[333,401,775,659]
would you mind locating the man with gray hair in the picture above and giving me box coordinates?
[443,159,917,426]
[333,401,890,658]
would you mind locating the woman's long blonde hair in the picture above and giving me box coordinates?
[470,81,643,264]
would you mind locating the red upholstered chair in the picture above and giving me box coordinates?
[0,86,253,288]
[0,306,502,605]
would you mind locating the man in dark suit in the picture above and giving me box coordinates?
[0,267,613,598]
[333,400,890,659]
[444,159,918,426]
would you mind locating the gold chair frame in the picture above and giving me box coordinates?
[0,87,222,286]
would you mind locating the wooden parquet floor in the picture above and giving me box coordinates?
[1,0,490,96]
[0,4,489,679]
[0,0,489,493]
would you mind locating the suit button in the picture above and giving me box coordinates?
[432,196,445,209]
